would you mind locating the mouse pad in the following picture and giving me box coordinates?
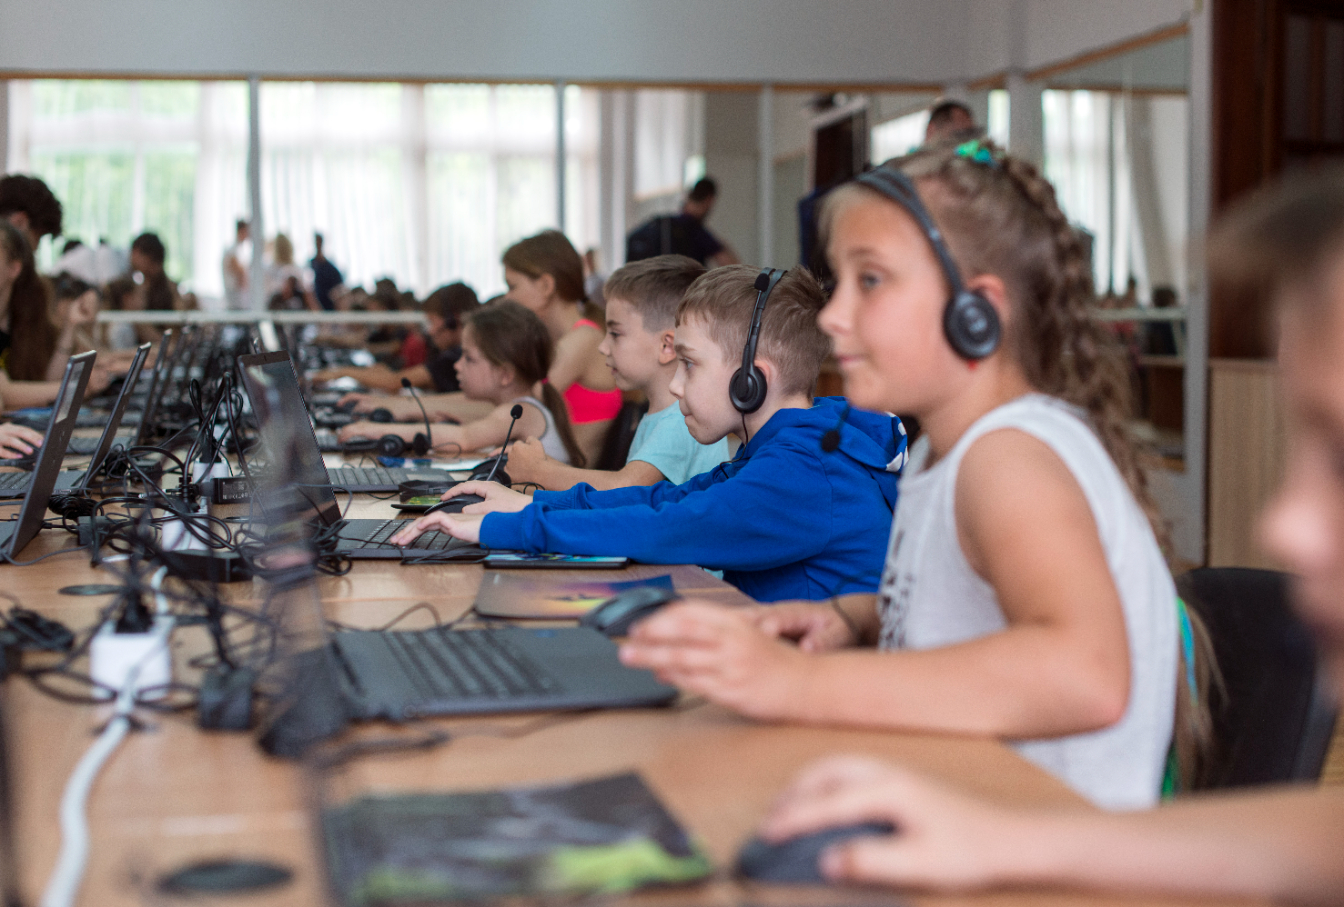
[320,772,710,904]
[473,572,674,619]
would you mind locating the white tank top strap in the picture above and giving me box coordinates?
[512,394,571,464]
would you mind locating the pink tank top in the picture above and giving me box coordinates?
[562,318,622,423]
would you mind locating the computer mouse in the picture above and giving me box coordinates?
[736,821,896,885]
[579,585,681,637]
[369,407,394,423]
[424,493,485,515]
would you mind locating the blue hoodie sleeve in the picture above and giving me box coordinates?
[531,470,720,513]
[480,445,829,570]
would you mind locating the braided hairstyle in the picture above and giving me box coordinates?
[888,141,1168,553]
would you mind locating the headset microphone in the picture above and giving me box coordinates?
[482,404,524,485]
[401,377,433,456]
[820,403,851,453]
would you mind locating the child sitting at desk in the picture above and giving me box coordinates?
[505,254,729,490]
[751,168,1344,905]
[392,265,905,604]
[312,283,479,394]
[338,300,584,464]
[619,142,1179,810]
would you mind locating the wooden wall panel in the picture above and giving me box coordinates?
[1207,358,1286,567]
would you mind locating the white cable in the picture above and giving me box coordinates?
[41,620,170,907]
[150,565,169,616]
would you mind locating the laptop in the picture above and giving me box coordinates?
[0,352,95,562]
[0,343,151,499]
[129,328,178,446]
[237,350,469,560]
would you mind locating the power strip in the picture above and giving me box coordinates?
[89,617,175,701]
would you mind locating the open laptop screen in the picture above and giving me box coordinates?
[238,350,341,528]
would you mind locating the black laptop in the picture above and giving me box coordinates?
[237,350,469,560]
[0,352,96,562]
[0,343,151,500]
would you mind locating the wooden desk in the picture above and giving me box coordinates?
[2,498,1253,907]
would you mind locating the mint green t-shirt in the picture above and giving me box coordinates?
[627,403,729,484]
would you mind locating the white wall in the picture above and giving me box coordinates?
[965,0,1196,78]
[0,1,963,85]
[1,0,1195,88]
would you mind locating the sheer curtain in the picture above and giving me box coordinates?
[5,80,249,295]
[6,78,601,303]
[1042,90,1188,301]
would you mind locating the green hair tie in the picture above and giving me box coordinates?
[954,139,1000,168]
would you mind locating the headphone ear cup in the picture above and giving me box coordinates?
[944,290,1001,360]
[376,434,407,458]
[729,365,767,415]
[411,433,430,457]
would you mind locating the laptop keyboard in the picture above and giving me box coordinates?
[357,519,454,550]
[378,628,560,699]
[329,466,399,489]
[0,473,30,490]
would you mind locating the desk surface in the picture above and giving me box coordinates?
[3,494,1254,907]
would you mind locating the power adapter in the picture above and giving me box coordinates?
[89,616,175,700]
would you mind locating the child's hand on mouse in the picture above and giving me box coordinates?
[391,511,485,546]
[618,600,807,720]
[499,437,548,483]
[337,420,386,443]
[761,755,1019,891]
[0,423,42,459]
[750,601,860,652]
[444,480,531,513]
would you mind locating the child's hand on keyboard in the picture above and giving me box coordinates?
[392,512,484,546]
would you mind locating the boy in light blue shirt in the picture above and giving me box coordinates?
[503,255,728,489]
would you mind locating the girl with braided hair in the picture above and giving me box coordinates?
[619,140,1181,810]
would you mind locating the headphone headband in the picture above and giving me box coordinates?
[854,168,967,300]
[854,167,1001,360]
[730,267,787,414]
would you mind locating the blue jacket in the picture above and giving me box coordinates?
[479,397,906,603]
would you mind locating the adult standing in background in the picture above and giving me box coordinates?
[625,177,740,268]
[310,232,344,311]
[923,98,982,145]
[222,219,250,310]
[0,174,63,255]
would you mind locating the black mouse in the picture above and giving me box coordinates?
[340,436,378,452]
[369,407,394,423]
[157,858,292,894]
[736,821,896,885]
[579,585,680,637]
[424,493,485,515]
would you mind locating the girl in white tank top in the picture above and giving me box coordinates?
[338,301,582,465]
[612,142,1180,810]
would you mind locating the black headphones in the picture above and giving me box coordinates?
[375,432,430,458]
[729,268,787,414]
[854,168,1001,360]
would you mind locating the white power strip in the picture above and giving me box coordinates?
[88,617,174,701]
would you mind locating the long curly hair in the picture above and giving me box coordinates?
[874,142,1167,552]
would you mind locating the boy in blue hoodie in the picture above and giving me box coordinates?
[392,265,905,603]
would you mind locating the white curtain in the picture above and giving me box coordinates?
[6,79,601,303]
